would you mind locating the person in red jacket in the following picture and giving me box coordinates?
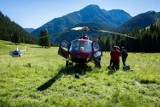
[110,46,121,70]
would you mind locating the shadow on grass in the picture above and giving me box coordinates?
[37,64,92,91]
[108,69,117,75]
[64,63,92,75]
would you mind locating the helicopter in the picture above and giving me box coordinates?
[10,45,26,57]
[57,26,136,68]
[58,27,102,67]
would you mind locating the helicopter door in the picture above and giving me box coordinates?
[58,40,71,58]
[93,41,102,58]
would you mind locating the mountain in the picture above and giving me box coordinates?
[0,11,38,44]
[112,11,160,33]
[103,9,132,25]
[24,28,35,33]
[32,4,131,36]
[52,11,160,44]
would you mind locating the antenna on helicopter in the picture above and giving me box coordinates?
[79,33,89,39]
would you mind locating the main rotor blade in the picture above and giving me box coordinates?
[39,26,136,39]
[40,26,90,39]
[40,30,70,38]
[98,30,136,39]
[71,27,84,31]
[71,26,89,32]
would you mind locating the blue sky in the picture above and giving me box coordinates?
[0,0,160,28]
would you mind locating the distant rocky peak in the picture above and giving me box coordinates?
[79,4,102,19]
[80,4,101,13]
[83,4,100,10]
[146,10,156,15]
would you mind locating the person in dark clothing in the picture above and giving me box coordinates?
[93,39,102,68]
[110,46,121,70]
[121,47,128,67]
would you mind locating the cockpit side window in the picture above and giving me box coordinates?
[69,40,79,51]
[61,40,70,51]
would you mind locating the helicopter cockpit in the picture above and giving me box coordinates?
[69,39,92,52]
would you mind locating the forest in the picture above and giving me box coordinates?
[98,20,160,52]
[0,11,38,44]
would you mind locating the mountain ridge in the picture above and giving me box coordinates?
[112,11,160,33]
[31,4,132,36]
[24,28,35,33]
[50,11,160,44]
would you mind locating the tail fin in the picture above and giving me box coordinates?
[16,45,18,51]
[20,46,26,53]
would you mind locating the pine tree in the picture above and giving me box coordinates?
[39,29,50,48]
[11,31,20,44]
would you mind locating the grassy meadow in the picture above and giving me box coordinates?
[0,40,160,107]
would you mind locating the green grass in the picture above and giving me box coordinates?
[0,40,160,107]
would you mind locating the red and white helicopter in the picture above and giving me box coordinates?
[58,27,102,67]
[58,26,136,67]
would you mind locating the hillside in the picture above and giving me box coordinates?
[0,12,38,43]
[0,40,160,106]
[32,4,131,36]
[113,11,160,33]
[50,22,110,44]
[0,11,38,44]
[125,20,160,52]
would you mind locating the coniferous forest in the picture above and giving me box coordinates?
[0,11,38,44]
[126,21,160,52]
[98,20,160,52]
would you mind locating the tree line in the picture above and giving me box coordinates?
[98,20,160,52]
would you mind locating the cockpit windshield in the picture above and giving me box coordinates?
[69,40,92,52]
